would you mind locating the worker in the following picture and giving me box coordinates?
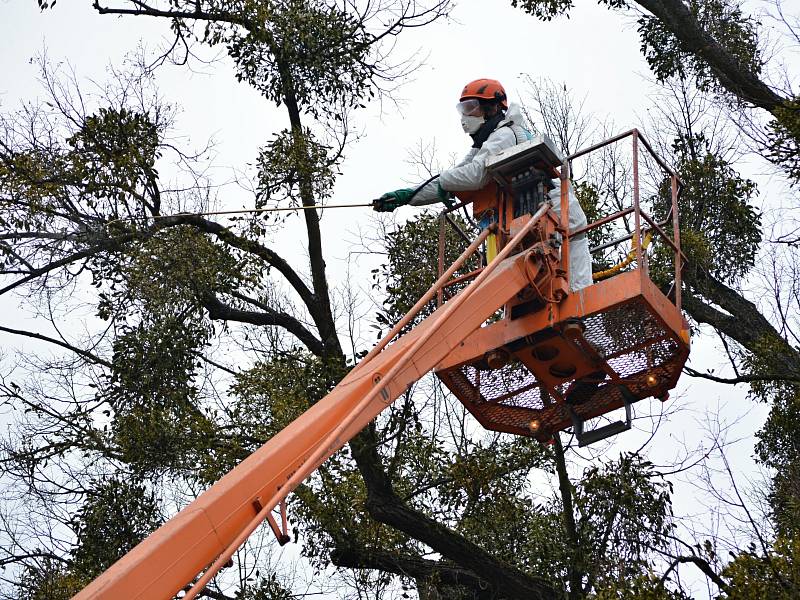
[373,78,592,291]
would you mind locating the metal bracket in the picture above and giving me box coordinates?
[570,388,633,447]
[253,497,291,546]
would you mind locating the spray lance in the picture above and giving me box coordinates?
[99,174,454,228]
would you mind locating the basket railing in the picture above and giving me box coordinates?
[436,129,687,312]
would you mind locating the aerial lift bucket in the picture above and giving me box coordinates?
[436,267,690,445]
[434,132,690,446]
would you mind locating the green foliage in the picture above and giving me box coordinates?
[69,477,162,579]
[217,352,345,483]
[117,225,251,315]
[66,107,161,216]
[770,462,800,539]
[108,316,207,411]
[459,490,568,585]
[91,223,260,474]
[444,440,562,582]
[16,479,159,600]
[766,99,800,185]
[374,213,481,336]
[594,572,690,600]
[0,105,162,239]
[575,454,675,586]
[437,438,550,511]
[719,537,800,599]
[256,128,337,206]
[235,572,295,600]
[230,352,339,433]
[510,0,626,22]
[91,224,260,476]
[739,335,800,537]
[653,134,760,285]
[743,335,798,405]
[110,392,217,477]
[0,148,68,230]
[637,0,762,93]
[16,559,86,600]
[222,0,376,119]
[104,305,214,475]
[439,451,678,591]
[509,0,574,21]
[294,450,409,573]
[513,0,764,115]
[574,180,615,251]
[752,381,800,535]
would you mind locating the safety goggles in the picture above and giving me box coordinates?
[456,98,483,117]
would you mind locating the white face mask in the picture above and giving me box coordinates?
[461,115,484,135]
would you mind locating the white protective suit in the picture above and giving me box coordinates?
[409,103,593,291]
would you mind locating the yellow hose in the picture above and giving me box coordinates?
[592,230,653,281]
[486,233,498,263]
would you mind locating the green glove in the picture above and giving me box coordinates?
[437,183,454,207]
[373,188,415,212]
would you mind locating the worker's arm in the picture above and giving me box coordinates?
[409,128,518,206]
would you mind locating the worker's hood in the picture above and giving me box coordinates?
[498,103,525,129]
[470,102,527,149]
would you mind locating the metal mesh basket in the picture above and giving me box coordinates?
[437,295,688,441]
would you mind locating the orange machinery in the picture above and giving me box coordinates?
[74,130,689,600]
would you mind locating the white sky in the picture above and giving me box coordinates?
[0,0,789,597]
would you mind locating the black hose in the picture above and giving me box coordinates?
[405,173,479,233]
[406,173,440,204]
[461,204,480,231]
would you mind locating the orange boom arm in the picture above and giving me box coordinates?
[76,207,555,600]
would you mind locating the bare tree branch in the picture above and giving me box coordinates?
[633,0,786,111]
[331,547,494,599]
[0,325,112,369]
[200,292,325,357]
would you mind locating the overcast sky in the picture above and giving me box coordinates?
[1,0,788,596]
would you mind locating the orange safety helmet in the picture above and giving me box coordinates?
[460,79,508,109]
